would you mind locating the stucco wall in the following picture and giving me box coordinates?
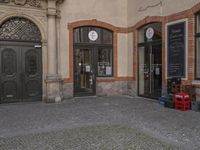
[117,33,133,77]
[59,0,128,78]
[127,0,200,26]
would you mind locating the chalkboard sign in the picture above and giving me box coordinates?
[167,22,186,78]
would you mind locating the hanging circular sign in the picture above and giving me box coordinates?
[88,30,98,41]
[146,27,154,39]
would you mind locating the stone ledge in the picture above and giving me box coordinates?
[45,74,63,83]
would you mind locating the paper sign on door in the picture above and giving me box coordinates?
[86,65,90,72]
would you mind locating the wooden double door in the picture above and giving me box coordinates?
[0,42,42,103]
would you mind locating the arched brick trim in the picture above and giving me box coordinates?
[164,9,193,22]
[134,16,163,30]
[67,19,118,83]
[192,2,200,14]
[68,19,119,32]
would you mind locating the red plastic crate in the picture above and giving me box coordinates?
[174,93,190,111]
[175,102,190,111]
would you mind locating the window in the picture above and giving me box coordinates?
[138,23,162,43]
[74,27,113,45]
[196,13,200,79]
[97,48,112,76]
[74,27,113,77]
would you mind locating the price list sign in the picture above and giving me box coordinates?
[167,22,186,78]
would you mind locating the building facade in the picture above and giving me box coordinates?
[0,0,200,103]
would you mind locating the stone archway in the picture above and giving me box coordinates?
[0,17,43,103]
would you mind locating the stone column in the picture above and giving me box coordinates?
[45,0,62,102]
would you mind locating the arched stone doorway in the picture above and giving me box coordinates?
[0,17,42,103]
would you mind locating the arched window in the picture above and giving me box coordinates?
[0,17,41,42]
[74,26,113,45]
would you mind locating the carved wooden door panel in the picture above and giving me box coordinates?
[0,46,21,103]
[0,45,42,103]
[21,47,42,101]
[0,17,42,103]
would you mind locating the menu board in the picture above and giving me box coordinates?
[167,22,186,78]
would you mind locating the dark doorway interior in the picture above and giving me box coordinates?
[138,43,162,99]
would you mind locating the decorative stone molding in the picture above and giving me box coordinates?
[0,0,42,8]
[14,0,26,5]
[0,0,9,3]
[47,8,57,17]
[26,0,41,8]
[45,74,63,83]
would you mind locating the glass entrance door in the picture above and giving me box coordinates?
[138,43,162,99]
[74,48,96,96]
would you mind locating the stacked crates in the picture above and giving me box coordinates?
[159,96,167,106]
[180,85,196,101]
[159,94,174,108]
[174,93,190,111]
[167,78,181,94]
[191,101,200,112]
[164,94,174,108]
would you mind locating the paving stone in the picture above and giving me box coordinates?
[0,125,179,150]
[0,96,200,149]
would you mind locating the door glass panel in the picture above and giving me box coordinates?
[74,48,95,95]
[139,46,150,96]
[152,44,162,98]
[138,44,162,99]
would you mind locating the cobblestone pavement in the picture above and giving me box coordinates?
[0,96,200,150]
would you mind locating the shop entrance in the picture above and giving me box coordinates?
[74,48,96,96]
[138,23,162,99]
[138,43,162,99]
[73,26,113,97]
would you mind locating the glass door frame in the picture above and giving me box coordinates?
[73,45,97,97]
[137,40,162,99]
